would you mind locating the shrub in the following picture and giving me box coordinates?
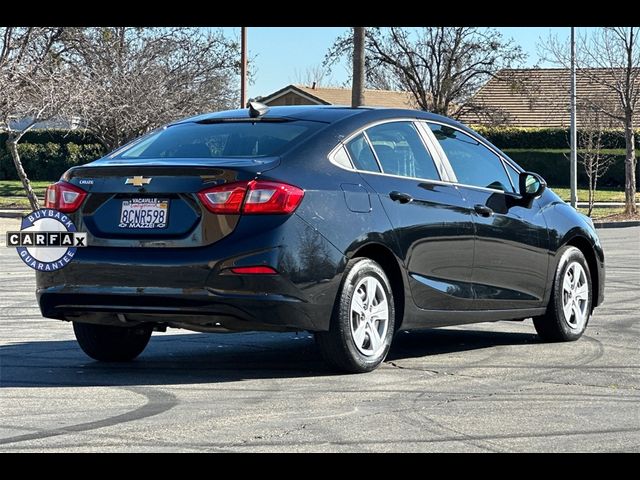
[505,150,629,188]
[473,126,638,150]
[0,130,105,181]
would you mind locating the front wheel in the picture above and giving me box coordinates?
[315,258,395,373]
[533,246,592,342]
[73,322,152,362]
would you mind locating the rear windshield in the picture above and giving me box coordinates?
[113,120,325,159]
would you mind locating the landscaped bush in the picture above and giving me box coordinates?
[0,131,105,181]
[504,150,629,188]
[0,128,636,188]
[473,126,639,150]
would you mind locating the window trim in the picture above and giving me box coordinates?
[361,131,384,173]
[327,117,452,184]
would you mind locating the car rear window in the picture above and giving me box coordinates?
[114,120,325,159]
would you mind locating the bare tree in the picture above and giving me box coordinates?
[0,27,84,210]
[541,27,640,215]
[61,27,240,151]
[578,109,617,216]
[325,27,525,117]
[292,64,333,87]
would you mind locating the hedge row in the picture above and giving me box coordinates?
[0,128,636,188]
[0,138,106,181]
[505,150,630,188]
[0,130,100,146]
[474,126,639,150]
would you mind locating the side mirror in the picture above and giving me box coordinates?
[519,171,546,198]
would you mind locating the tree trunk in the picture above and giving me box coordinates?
[6,137,40,212]
[624,110,637,215]
[351,27,365,108]
[588,174,595,216]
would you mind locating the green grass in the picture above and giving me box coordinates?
[504,148,635,156]
[577,207,626,219]
[549,187,639,203]
[0,180,49,210]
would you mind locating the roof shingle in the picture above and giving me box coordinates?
[460,68,640,128]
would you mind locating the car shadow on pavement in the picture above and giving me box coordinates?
[388,327,539,361]
[0,328,539,388]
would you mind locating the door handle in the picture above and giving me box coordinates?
[474,204,494,217]
[389,191,413,204]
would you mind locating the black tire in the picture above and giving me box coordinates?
[533,246,592,342]
[315,258,395,373]
[73,322,152,362]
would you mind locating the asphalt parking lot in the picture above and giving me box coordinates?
[0,217,638,452]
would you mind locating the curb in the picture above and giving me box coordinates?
[594,220,640,229]
[0,211,25,219]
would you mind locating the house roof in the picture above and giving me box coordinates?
[460,68,639,128]
[259,84,416,109]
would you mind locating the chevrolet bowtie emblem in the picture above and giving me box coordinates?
[125,176,152,187]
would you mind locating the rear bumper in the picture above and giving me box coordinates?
[37,286,320,331]
[36,214,346,332]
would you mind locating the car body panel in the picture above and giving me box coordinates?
[35,105,604,335]
[458,186,551,309]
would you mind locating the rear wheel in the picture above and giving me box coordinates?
[315,258,395,373]
[533,246,592,342]
[73,322,152,361]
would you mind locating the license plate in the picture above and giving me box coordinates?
[118,198,169,229]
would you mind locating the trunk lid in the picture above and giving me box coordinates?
[64,157,278,248]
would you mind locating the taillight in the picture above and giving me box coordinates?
[44,181,87,213]
[197,183,247,214]
[243,181,305,214]
[197,180,304,215]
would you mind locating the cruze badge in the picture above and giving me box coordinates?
[125,176,152,187]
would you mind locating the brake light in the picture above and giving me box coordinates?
[243,181,305,214]
[44,181,87,213]
[197,180,304,215]
[197,183,247,214]
[230,266,278,275]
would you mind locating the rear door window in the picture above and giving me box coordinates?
[366,122,440,180]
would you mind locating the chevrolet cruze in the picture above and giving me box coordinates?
[37,104,605,373]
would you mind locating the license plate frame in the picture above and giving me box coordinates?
[118,198,170,229]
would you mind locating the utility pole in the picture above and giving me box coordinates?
[351,27,365,108]
[241,27,247,108]
[570,26,578,209]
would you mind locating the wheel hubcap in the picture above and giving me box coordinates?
[561,261,589,331]
[350,276,389,357]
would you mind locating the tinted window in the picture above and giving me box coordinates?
[429,124,514,192]
[366,122,440,180]
[115,120,324,159]
[345,133,380,172]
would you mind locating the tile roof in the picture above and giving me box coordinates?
[460,68,639,128]
[260,84,417,109]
